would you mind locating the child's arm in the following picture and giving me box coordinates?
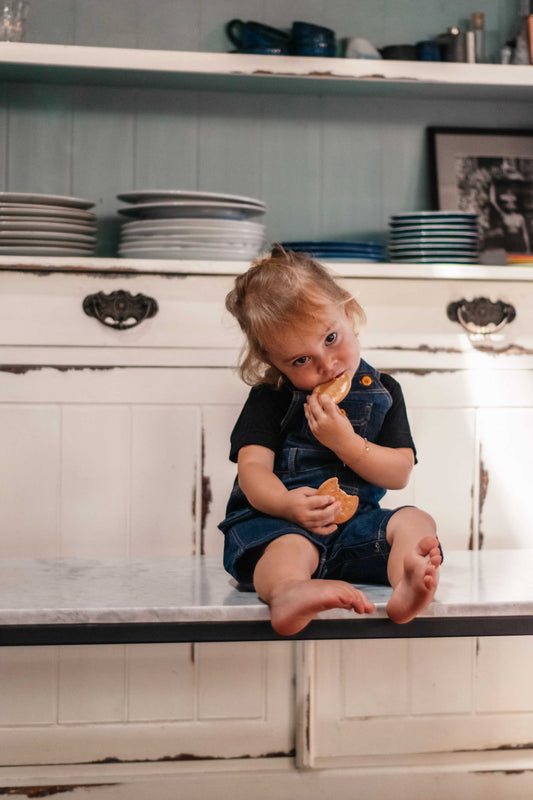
[304,393,413,489]
[237,444,341,535]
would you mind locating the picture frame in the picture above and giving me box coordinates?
[428,126,533,259]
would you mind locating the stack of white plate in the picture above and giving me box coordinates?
[388,212,479,264]
[117,190,266,260]
[0,192,97,256]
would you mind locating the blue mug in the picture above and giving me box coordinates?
[289,20,336,57]
[226,19,289,54]
[291,21,336,40]
[416,40,441,61]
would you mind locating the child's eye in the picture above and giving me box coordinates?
[325,332,337,345]
[292,356,310,367]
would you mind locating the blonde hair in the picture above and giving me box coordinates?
[225,246,366,386]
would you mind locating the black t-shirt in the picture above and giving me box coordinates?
[229,372,416,463]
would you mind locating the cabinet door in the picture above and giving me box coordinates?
[304,367,533,769]
[0,365,293,766]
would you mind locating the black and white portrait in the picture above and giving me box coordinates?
[429,128,533,260]
[456,155,533,253]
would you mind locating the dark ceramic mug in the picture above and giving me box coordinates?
[289,20,336,56]
[226,19,289,53]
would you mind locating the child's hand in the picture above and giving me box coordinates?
[282,486,340,535]
[304,392,355,455]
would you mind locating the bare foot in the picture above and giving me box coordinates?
[386,535,442,624]
[267,579,375,636]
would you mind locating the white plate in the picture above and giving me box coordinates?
[0,245,96,255]
[121,218,265,233]
[0,192,94,209]
[119,241,261,254]
[121,232,264,244]
[118,201,266,220]
[119,247,262,260]
[0,230,96,243]
[0,205,96,221]
[117,189,266,209]
[0,219,97,234]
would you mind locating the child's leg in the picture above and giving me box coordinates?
[253,533,375,636]
[385,508,442,624]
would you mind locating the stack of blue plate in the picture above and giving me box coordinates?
[280,241,385,262]
[388,212,479,264]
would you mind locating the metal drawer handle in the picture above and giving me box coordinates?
[83,290,158,330]
[447,297,516,335]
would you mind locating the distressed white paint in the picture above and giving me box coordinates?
[2,267,533,773]
[1,0,533,787]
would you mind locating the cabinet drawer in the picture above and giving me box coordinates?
[0,271,241,351]
[2,270,533,368]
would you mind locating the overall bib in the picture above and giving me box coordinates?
[220,360,402,587]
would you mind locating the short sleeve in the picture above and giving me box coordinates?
[229,383,292,462]
[376,373,417,460]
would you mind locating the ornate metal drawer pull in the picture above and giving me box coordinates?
[446,297,516,335]
[83,290,158,330]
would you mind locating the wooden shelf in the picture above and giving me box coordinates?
[2,42,533,98]
[0,255,532,280]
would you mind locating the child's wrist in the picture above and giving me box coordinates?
[353,436,370,464]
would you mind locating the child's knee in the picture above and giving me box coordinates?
[387,506,437,540]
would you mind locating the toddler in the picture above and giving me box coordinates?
[219,247,442,636]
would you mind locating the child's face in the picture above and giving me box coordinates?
[266,304,361,391]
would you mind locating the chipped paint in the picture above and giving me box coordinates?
[191,460,197,557]
[382,367,458,377]
[246,69,422,83]
[0,787,113,798]
[372,344,463,354]
[473,769,531,775]
[305,681,311,757]
[90,750,294,765]
[474,342,533,356]
[201,476,212,554]
[0,365,116,374]
[455,741,533,753]
[478,450,489,550]
[468,483,475,551]
[199,427,212,556]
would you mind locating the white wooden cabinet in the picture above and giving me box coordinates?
[2,264,533,780]
[0,267,294,765]
[2,28,533,796]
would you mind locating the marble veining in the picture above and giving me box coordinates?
[0,550,532,627]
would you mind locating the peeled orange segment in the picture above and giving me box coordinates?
[316,477,359,524]
[312,372,351,405]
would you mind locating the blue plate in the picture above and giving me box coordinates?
[301,251,383,259]
[389,231,478,241]
[390,211,477,220]
[390,256,478,263]
[282,240,384,252]
[389,242,478,251]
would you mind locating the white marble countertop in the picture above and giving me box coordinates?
[0,551,532,631]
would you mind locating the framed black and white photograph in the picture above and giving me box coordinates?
[428,127,533,258]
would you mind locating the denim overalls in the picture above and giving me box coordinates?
[220,359,405,588]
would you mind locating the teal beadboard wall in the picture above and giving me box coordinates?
[0,0,528,255]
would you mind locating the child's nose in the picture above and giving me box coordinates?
[318,355,336,377]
